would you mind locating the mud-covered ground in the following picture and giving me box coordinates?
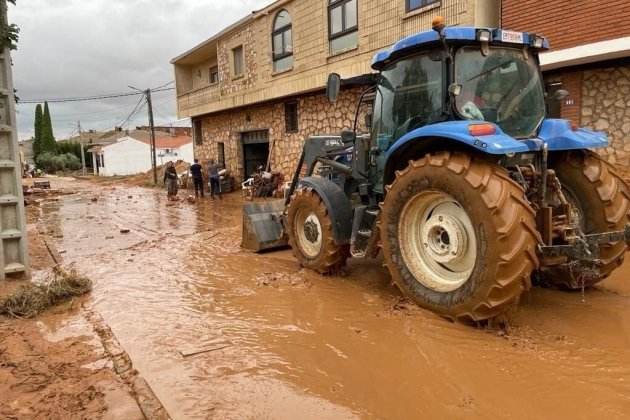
[10,176,630,419]
[0,180,147,420]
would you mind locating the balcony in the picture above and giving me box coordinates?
[177,84,220,117]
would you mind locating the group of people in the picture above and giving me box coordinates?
[163,159,223,201]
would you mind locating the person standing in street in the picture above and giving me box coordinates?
[163,161,179,201]
[207,159,222,200]
[190,159,204,199]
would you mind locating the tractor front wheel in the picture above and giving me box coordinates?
[380,151,540,322]
[287,188,349,274]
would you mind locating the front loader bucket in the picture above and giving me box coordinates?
[241,199,289,252]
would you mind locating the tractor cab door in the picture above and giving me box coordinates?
[372,50,445,151]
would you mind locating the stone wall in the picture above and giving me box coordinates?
[194,87,367,182]
[581,65,630,166]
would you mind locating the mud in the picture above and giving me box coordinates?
[0,307,144,420]
[0,178,147,420]
[39,178,630,419]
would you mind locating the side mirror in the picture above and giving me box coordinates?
[552,89,569,101]
[326,73,341,104]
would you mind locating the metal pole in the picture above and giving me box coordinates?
[146,89,158,184]
[78,121,86,176]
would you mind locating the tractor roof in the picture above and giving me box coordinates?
[371,27,549,70]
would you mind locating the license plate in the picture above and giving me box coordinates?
[501,30,524,44]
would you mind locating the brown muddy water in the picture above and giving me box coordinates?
[41,179,630,419]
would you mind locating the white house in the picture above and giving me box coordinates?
[89,132,193,176]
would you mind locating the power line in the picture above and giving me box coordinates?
[116,95,147,129]
[152,80,175,90]
[18,87,175,104]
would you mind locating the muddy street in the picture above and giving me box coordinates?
[39,178,630,419]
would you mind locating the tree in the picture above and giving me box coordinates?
[40,101,57,154]
[33,104,43,159]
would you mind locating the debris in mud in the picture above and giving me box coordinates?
[179,342,233,358]
[120,228,131,234]
[256,272,309,288]
[391,297,416,314]
[0,267,92,319]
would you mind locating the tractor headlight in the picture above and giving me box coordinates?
[477,30,491,43]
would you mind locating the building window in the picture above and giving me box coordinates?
[217,142,225,167]
[406,0,439,13]
[209,66,219,84]
[272,10,293,73]
[232,46,244,77]
[194,120,203,146]
[285,101,299,133]
[328,0,358,55]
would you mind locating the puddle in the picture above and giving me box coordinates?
[41,179,630,419]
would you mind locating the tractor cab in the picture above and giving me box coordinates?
[370,20,549,143]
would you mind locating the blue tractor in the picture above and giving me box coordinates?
[242,18,630,322]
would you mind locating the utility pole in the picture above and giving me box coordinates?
[77,121,86,176]
[146,89,158,185]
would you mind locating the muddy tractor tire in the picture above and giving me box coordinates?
[541,151,630,289]
[287,188,349,274]
[380,151,540,322]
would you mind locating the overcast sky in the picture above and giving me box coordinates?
[9,0,270,140]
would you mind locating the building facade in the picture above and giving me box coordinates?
[502,0,630,166]
[88,131,193,176]
[173,0,500,181]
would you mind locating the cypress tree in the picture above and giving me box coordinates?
[41,101,56,154]
[33,104,43,159]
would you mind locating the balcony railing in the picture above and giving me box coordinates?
[177,84,220,114]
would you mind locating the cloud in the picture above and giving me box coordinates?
[9,0,270,140]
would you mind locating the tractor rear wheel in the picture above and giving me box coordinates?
[287,188,349,274]
[541,151,630,289]
[380,151,540,322]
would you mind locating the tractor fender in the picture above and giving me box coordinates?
[538,119,608,151]
[386,121,530,159]
[298,177,353,245]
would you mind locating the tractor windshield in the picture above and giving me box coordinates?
[455,47,545,138]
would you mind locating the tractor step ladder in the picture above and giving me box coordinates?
[0,3,30,280]
[350,205,381,258]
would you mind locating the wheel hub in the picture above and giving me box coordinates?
[422,214,467,264]
[398,192,478,293]
[296,211,323,258]
[304,219,320,244]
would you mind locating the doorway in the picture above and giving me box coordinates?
[241,130,269,179]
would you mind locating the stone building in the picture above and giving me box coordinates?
[502,0,630,166]
[172,0,501,182]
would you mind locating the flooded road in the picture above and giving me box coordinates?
[42,179,630,419]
